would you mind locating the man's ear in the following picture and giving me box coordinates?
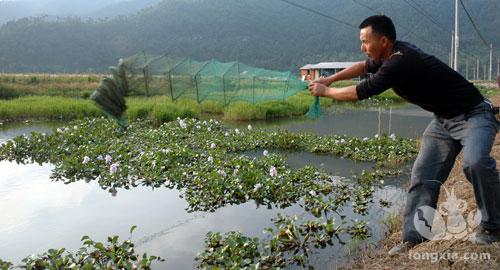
[380,36,389,47]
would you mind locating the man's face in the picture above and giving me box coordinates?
[359,26,388,61]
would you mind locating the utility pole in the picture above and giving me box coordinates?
[453,0,459,71]
[484,64,487,80]
[450,31,454,67]
[466,59,469,80]
[473,61,476,80]
[489,44,493,80]
[497,58,499,76]
[477,58,480,81]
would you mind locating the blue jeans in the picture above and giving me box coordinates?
[403,101,500,243]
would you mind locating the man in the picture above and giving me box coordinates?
[309,15,500,254]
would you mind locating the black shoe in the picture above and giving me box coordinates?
[474,227,500,245]
[388,241,417,255]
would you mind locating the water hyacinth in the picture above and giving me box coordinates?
[109,163,119,174]
[210,143,216,149]
[269,166,278,177]
[178,118,187,129]
[253,183,262,192]
[82,156,90,164]
[105,155,112,164]
[247,124,252,131]
[263,150,269,157]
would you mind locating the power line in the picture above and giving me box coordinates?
[351,0,379,14]
[403,0,451,35]
[276,0,487,64]
[349,0,453,58]
[274,0,357,29]
[459,0,489,47]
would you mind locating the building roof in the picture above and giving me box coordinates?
[300,62,359,70]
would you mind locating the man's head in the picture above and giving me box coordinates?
[359,15,396,61]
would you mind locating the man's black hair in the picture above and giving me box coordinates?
[359,15,396,41]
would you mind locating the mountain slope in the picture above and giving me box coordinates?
[0,0,498,73]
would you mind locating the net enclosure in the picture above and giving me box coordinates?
[91,53,321,126]
[118,53,309,104]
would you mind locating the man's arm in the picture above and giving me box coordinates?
[314,61,367,86]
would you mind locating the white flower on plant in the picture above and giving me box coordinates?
[309,190,317,196]
[340,139,346,144]
[235,128,240,134]
[210,143,216,149]
[224,132,229,137]
[253,183,262,192]
[207,127,211,132]
[178,119,187,129]
[97,155,103,160]
[208,156,214,163]
[263,150,269,157]
[82,156,90,164]
[247,125,252,131]
[233,168,239,176]
[363,137,369,141]
[374,134,379,139]
[105,155,112,164]
[380,180,385,184]
[109,163,119,175]
[269,166,278,177]
[73,125,78,130]
[389,133,396,140]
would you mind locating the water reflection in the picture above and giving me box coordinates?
[226,104,432,139]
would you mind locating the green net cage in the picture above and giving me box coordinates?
[91,52,322,127]
[119,52,310,105]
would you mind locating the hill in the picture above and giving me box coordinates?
[0,0,498,73]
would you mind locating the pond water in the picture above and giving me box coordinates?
[0,105,432,269]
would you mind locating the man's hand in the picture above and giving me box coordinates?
[308,82,329,97]
[312,77,332,86]
[308,83,359,101]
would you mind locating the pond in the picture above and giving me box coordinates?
[0,104,432,269]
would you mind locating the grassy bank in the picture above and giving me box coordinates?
[1,73,496,122]
[0,93,332,122]
[0,73,100,99]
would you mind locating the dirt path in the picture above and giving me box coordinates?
[344,95,500,269]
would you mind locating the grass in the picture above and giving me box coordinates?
[0,73,100,99]
[0,96,102,120]
[0,90,338,122]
